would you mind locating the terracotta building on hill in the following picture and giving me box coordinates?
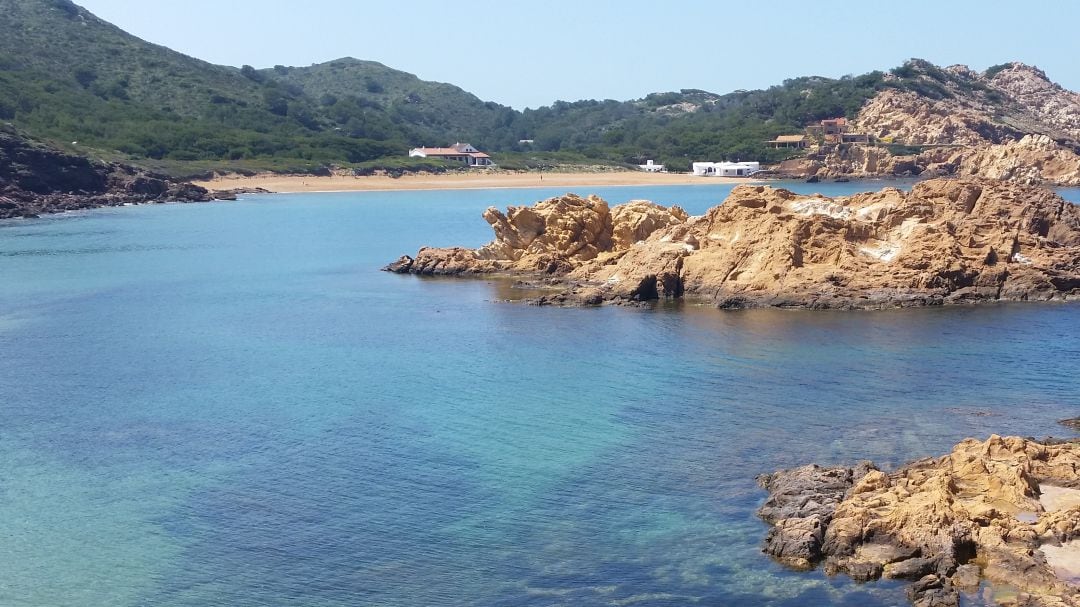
[408,142,495,167]
[766,134,808,149]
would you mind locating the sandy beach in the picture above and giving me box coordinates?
[192,171,753,194]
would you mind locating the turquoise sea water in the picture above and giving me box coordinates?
[1,181,1079,606]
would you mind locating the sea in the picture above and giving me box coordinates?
[1,181,1079,607]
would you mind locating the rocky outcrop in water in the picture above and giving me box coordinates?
[385,194,687,277]
[0,126,214,219]
[757,436,1080,607]
[386,178,1080,309]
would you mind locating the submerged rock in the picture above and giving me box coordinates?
[757,436,1080,607]
[387,178,1080,309]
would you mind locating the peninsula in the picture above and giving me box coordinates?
[0,127,217,219]
[386,178,1080,309]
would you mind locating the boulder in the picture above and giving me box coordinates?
[383,255,414,274]
[757,436,1080,607]
[610,200,688,250]
[755,463,876,568]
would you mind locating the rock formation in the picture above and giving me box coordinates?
[386,179,1080,309]
[757,436,1080,607]
[385,194,687,278]
[940,135,1080,185]
[0,126,215,219]
[791,61,1080,185]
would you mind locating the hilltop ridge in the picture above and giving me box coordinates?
[2,1,1080,183]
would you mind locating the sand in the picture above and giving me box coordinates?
[1042,541,1080,584]
[191,171,754,194]
[1040,484,1080,513]
[1038,485,1080,584]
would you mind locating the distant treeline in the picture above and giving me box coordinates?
[0,1,1006,174]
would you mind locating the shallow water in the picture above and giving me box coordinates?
[1,182,1078,606]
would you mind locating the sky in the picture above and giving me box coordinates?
[75,0,1079,109]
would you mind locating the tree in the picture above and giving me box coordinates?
[264,89,288,116]
[73,67,97,88]
[240,65,265,83]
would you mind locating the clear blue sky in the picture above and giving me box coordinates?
[76,0,1079,109]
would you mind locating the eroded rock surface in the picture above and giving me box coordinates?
[793,62,1080,185]
[0,126,214,219]
[386,193,687,281]
[758,436,1080,607]
[386,179,1080,309]
[756,462,878,569]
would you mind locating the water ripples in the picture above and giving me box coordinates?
[0,188,1077,606]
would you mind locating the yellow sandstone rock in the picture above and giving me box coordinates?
[387,178,1080,309]
[759,436,1080,607]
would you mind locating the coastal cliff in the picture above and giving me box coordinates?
[0,127,218,219]
[757,436,1080,607]
[791,62,1080,186]
[386,178,1080,309]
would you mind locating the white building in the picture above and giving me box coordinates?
[691,161,761,177]
[639,159,664,172]
[408,142,495,167]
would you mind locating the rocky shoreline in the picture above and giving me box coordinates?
[772,63,1080,187]
[772,134,1080,187]
[0,127,268,220]
[757,436,1080,607]
[385,178,1080,309]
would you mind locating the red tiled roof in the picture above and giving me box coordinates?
[413,147,489,158]
[413,147,463,155]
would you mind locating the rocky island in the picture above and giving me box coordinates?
[386,178,1080,309]
[757,436,1080,606]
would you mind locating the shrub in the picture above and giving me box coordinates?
[984,63,1012,79]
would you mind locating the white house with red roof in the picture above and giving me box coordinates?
[408,142,494,167]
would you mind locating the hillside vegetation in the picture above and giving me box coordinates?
[1,0,1075,177]
[0,0,410,169]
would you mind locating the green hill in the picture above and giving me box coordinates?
[1,0,281,159]
[262,58,519,150]
[0,0,447,171]
[0,0,1045,177]
[508,74,889,170]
